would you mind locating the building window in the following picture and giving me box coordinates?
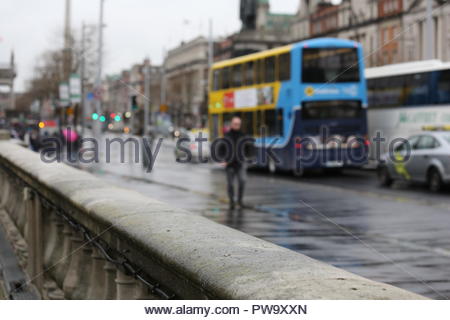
[379,0,402,17]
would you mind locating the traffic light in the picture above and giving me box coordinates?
[114,115,121,122]
[99,115,106,123]
[131,96,138,111]
[92,113,99,120]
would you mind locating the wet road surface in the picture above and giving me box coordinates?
[81,134,450,299]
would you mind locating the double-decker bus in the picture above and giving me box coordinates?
[366,60,450,159]
[208,38,368,174]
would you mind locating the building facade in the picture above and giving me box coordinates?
[291,0,450,67]
[0,52,16,115]
[164,37,210,128]
[103,59,162,134]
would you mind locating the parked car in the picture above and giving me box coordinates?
[378,131,450,192]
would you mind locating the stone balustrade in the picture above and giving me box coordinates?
[0,138,425,300]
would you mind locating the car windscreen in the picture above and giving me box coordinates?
[302,48,360,83]
[440,134,450,145]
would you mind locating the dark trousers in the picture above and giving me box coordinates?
[226,165,247,204]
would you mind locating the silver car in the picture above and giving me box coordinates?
[378,131,450,192]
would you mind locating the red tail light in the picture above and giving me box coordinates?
[294,137,302,149]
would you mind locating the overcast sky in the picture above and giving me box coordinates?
[0,0,341,92]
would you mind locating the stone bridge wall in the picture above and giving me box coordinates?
[0,135,424,299]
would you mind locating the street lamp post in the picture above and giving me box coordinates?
[143,59,151,137]
[94,0,105,141]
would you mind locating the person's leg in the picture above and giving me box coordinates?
[237,165,247,207]
[226,167,236,208]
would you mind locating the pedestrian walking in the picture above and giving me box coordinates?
[224,116,253,210]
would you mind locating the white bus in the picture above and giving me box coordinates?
[366,60,450,160]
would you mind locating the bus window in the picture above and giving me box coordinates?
[367,78,380,108]
[302,48,359,83]
[263,109,283,137]
[265,56,276,83]
[212,69,221,91]
[279,52,291,81]
[437,70,450,104]
[233,64,243,88]
[384,75,404,107]
[240,111,255,136]
[256,60,264,84]
[403,73,430,106]
[244,61,255,86]
[222,67,231,89]
[255,110,263,136]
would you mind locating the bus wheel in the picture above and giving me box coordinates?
[268,158,277,174]
[428,168,443,193]
[293,167,304,177]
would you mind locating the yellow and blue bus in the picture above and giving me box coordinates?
[208,38,368,174]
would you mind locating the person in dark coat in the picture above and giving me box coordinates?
[224,116,253,209]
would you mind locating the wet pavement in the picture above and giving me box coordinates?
[81,133,450,299]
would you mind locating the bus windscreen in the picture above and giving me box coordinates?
[302,48,360,83]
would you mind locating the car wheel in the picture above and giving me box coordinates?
[428,168,443,193]
[378,166,393,187]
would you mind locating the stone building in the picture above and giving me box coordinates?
[0,52,16,115]
[103,59,162,133]
[291,0,450,67]
[164,37,210,128]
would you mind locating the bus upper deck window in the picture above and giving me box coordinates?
[244,61,255,86]
[233,64,243,88]
[222,67,231,89]
[256,60,264,84]
[279,53,291,81]
[212,69,221,91]
[265,56,276,83]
